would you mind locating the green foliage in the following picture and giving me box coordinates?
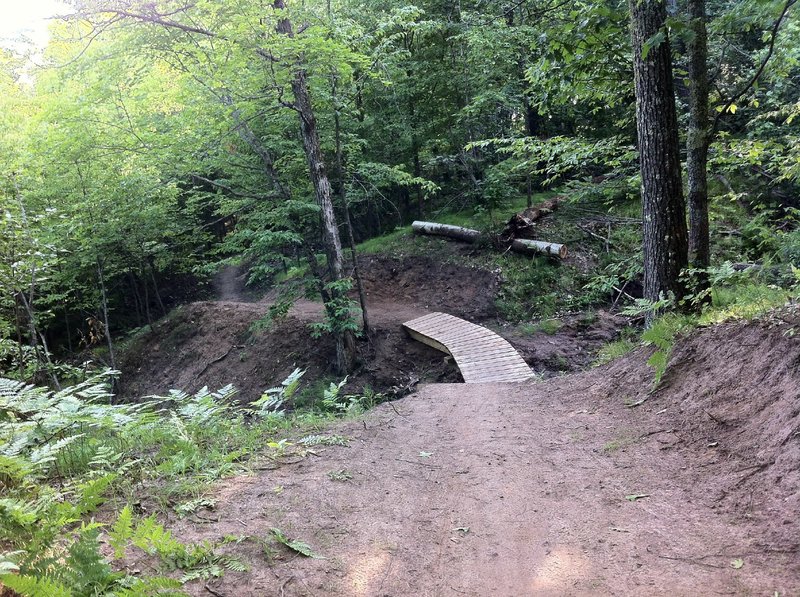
[0,368,354,595]
[249,367,304,417]
[0,573,74,597]
[269,528,324,559]
[309,278,361,338]
[594,339,638,367]
[297,434,350,447]
[641,314,694,389]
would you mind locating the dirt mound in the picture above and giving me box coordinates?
[154,316,800,596]
[119,255,504,401]
[505,310,628,375]
[118,300,461,403]
[589,310,800,553]
[357,254,499,321]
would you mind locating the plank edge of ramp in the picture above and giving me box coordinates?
[403,312,535,383]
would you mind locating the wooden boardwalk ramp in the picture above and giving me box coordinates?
[403,312,534,383]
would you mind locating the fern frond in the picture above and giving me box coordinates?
[0,572,73,596]
[64,526,117,594]
[109,506,134,560]
[270,528,324,559]
[112,576,186,596]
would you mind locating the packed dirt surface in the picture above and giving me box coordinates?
[146,313,800,596]
[115,246,800,594]
[119,255,624,401]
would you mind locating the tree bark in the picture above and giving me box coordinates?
[412,221,567,258]
[275,0,356,374]
[332,75,370,334]
[686,0,710,271]
[411,221,482,243]
[510,239,568,258]
[97,259,117,373]
[628,0,688,316]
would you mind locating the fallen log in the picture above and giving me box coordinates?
[511,239,568,259]
[412,219,567,259]
[502,196,566,241]
[411,221,482,243]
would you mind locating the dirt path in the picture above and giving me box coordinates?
[176,376,797,596]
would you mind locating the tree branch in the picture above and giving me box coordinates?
[711,0,797,134]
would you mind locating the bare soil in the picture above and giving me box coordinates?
[118,255,624,401]
[115,249,800,594]
[149,313,800,596]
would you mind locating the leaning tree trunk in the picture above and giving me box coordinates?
[275,0,356,373]
[629,0,688,319]
[686,0,711,272]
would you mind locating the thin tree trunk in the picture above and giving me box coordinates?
[141,266,153,328]
[18,291,59,388]
[128,271,143,327]
[275,0,356,373]
[149,262,167,316]
[628,0,688,320]
[63,303,73,353]
[97,260,117,372]
[687,0,710,272]
[332,74,370,335]
[14,298,25,378]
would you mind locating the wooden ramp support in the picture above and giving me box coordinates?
[403,312,535,383]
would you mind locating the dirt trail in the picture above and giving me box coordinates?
[170,337,799,595]
[119,253,799,594]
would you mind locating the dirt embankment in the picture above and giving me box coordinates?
[119,254,624,401]
[150,313,800,596]
[118,255,502,401]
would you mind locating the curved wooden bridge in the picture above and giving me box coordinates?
[403,312,534,383]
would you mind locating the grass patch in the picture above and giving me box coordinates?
[594,338,638,366]
[520,318,563,335]
[602,434,637,453]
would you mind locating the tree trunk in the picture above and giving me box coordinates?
[141,266,153,328]
[628,0,688,318]
[128,271,143,327]
[97,260,117,373]
[510,239,568,258]
[275,0,356,374]
[149,262,167,316]
[332,75,370,334]
[686,0,710,271]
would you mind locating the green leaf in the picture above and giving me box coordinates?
[109,506,134,559]
[0,573,73,597]
[625,493,650,502]
[641,31,665,61]
[270,528,324,559]
[731,558,744,569]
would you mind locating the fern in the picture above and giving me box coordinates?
[109,506,134,560]
[173,498,216,518]
[131,516,184,559]
[64,526,119,594]
[297,434,350,446]
[0,550,23,574]
[270,528,324,559]
[0,573,74,597]
[250,368,305,416]
[113,576,186,596]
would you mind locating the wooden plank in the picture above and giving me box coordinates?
[403,311,533,384]
[404,328,451,356]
